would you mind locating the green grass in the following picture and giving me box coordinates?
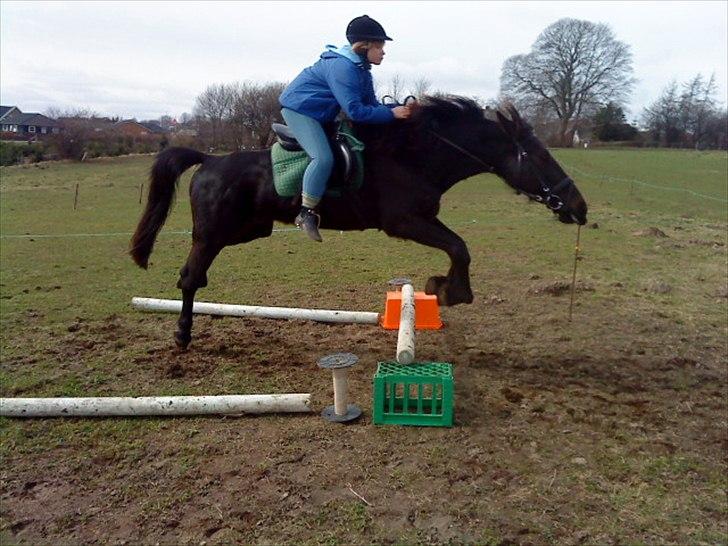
[1,149,725,323]
[1,149,726,396]
[0,148,726,544]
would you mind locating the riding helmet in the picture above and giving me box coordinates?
[346,15,392,43]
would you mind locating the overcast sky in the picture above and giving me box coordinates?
[1,1,726,122]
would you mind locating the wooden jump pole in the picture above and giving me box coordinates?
[0,394,311,417]
[396,283,416,364]
[132,297,380,325]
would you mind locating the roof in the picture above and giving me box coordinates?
[0,106,19,120]
[1,110,59,127]
[139,121,166,134]
[18,113,60,127]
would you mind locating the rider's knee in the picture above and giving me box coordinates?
[314,150,334,172]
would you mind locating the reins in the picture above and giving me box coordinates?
[429,131,495,173]
[429,128,573,213]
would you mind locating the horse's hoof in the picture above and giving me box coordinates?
[174,331,191,350]
[445,286,474,306]
[425,276,450,305]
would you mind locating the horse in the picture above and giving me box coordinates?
[130,96,588,349]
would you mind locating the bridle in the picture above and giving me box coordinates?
[514,141,575,212]
[430,130,574,212]
[384,94,575,213]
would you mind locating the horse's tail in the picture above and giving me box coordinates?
[130,146,207,269]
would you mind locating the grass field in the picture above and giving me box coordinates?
[1,148,726,545]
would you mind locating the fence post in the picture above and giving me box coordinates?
[73,183,79,210]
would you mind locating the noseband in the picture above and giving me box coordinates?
[430,131,573,212]
[515,142,574,212]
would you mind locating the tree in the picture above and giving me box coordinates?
[593,102,638,141]
[500,18,634,146]
[642,81,681,146]
[703,109,728,149]
[384,74,406,103]
[678,74,718,148]
[229,81,286,149]
[194,83,235,147]
[642,74,720,148]
[410,77,432,99]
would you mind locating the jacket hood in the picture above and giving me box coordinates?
[322,44,370,69]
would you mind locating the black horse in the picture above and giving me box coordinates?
[130,97,588,349]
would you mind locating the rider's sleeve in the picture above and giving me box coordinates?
[325,59,395,124]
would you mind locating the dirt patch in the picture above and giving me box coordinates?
[528,279,595,296]
[1,286,726,545]
[632,227,668,238]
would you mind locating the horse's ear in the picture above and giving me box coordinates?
[507,104,522,125]
[506,104,526,135]
[496,110,517,139]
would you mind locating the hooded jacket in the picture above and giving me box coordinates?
[279,45,395,124]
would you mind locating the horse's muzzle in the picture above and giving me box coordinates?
[556,200,588,225]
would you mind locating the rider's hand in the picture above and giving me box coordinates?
[392,106,411,119]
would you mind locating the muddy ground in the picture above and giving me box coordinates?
[2,274,726,545]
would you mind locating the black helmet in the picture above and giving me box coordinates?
[346,15,392,43]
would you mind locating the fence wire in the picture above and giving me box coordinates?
[1,160,726,240]
[562,162,728,203]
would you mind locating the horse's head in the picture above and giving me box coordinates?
[492,105,588,225]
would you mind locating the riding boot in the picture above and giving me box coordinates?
[295,207,323,242]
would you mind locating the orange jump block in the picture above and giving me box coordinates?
[380,291,443,330]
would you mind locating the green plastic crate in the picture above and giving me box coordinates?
[372,362,454,427]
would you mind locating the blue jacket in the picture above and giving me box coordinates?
[280,45,395,124]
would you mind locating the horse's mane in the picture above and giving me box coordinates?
[411,95,534,134]
[359,95,502,154]
[409,95,487,127]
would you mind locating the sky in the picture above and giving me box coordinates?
[1,0,726,122]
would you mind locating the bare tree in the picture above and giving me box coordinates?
[385,74,406,103]
[194,83,235,147]
[43,107,99,120]
[643,74,721,148]
[410,77,432,98]
[500,18,634,146]
[642,81,682,146]
[679,73,718,148]
[229,81,286,149]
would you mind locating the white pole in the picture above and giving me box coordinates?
[0,394,311,417]
[332,369,349,416]
[132,297,380,325]
[396,283,416,364]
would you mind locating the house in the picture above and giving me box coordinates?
[139,121,166,134]
[1,106,61,137]
[114,120,166,138]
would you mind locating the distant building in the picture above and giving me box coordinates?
[1,106,61,137]
[114,120,166,137]
[139,121,166,134]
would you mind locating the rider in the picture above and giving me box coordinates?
[279,15,411,242]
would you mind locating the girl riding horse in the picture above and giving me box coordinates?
[279,15,411,241]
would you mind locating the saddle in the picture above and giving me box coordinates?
[270,122,365,197]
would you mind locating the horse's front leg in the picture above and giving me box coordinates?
[384,216,473,306]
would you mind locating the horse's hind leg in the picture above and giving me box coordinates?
[175,241,221,349]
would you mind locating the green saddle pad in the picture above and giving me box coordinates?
[271,127,365,198]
